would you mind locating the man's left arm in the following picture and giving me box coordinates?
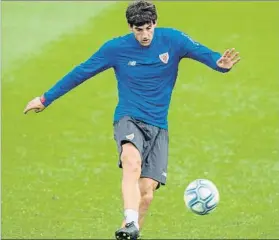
[174,30,240,72]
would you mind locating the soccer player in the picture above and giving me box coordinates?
[23,0,240,239]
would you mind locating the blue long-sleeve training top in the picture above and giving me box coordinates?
[42,27,229,129]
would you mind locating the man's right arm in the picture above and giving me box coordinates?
[24,40,116,114]
[23,40,116,114]
[41,40,115,107]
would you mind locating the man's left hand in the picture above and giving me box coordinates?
[217,48,241,69]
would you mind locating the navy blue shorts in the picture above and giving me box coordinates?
[113,116,169,188]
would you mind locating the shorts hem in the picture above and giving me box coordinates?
[140,175,166,190]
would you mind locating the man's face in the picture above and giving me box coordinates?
[130,23,156,47]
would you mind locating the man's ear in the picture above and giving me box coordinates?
[153,20,158,27]
[128,23,133,32]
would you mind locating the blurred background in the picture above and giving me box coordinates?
[2,1,279,239]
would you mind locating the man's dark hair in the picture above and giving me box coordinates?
[126,0,157,27]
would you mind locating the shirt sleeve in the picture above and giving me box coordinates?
[42,40,115,107]
[172,29,230,73]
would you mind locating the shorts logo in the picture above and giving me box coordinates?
[162,172,167,177]
[159,52,169,64]
[126,133,135,140]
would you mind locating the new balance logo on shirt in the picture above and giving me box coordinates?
[128,61,137,66]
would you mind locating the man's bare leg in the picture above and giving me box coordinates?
[138,178,158,229]
[121,177,158,230]
[120,143,142,229]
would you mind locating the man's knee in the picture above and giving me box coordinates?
[121,142,141,172]
[139,178,158,207]
[141,192,153,207]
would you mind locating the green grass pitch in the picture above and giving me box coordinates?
[2,1,279,239]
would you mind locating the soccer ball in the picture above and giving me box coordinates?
[184,179,220,215]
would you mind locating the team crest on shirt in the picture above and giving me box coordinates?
[159,52,169,64]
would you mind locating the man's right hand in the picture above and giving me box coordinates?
[23,96,46,114]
